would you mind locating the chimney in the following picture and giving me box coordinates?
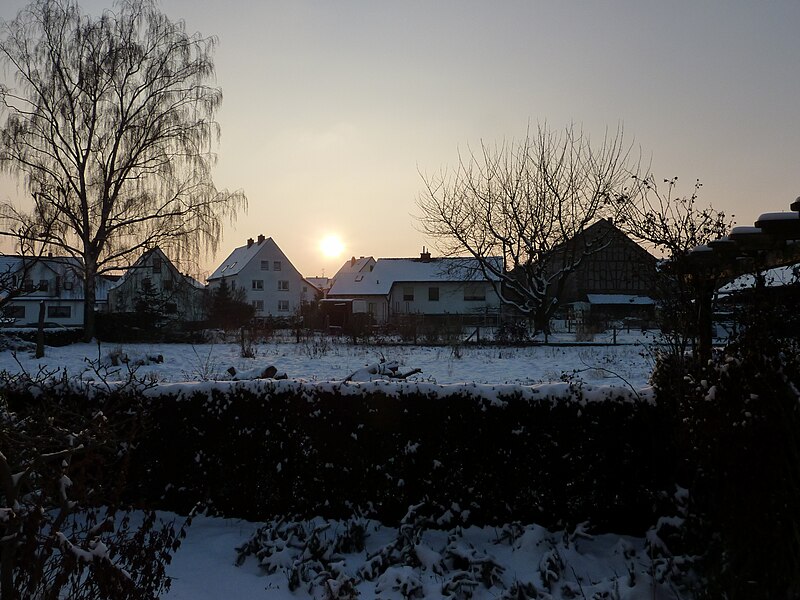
[419,246,431,262]
[247,238,254,248]
[350,256,356,267]
[257,234,265,244]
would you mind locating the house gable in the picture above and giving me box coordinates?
[107,247,206,321]
[208,236,313,317]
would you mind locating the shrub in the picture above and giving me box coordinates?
[116,380,671,533]
[652,333,800,599]
[0,370,188,600]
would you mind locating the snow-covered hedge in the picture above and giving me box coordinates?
[115,379,671,534]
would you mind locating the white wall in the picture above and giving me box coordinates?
[210,240,313,317]
[388,281,500,318]
[1,260,85,326]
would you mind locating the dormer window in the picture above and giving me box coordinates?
[355,275,363,282]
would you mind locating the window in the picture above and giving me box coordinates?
[403,286,414,301]
[165,302,177,314]
[273,261,282,271]
[428,287,439,302]
[260,260,269,270]
[278,280,289,291]
[368,302,376,315]
[63,281,74,291]
[464,284,486,301]
[152,257,162,273]
[23,279,34,292]
[278,299,289,311]
[253,299,264,311]
[47,306,71,318]
[252,279,264,290]
[39,279,49,292]
[2,305,25,319]
[163,279,173,290]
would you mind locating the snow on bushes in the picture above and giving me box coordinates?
[234,502,671,600]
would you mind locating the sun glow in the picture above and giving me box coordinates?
[320,234,345,259]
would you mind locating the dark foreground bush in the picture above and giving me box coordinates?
[0,375,188,600]
[3,378,673,535]
[652,335,800,599]
[120,380,671,533]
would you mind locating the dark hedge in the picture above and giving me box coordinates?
[3,381,674,534]
[121,382,671,533]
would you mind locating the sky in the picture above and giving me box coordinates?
[1,0,800,280]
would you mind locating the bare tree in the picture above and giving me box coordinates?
[0,0,246,340]
[416,123,645,335]
[618,176,732,357]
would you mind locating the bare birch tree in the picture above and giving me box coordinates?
[416,123,645,334]
[0,0,246,340]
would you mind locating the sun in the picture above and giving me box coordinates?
[320,234,345,259]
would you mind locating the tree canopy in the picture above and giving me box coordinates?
[417,123,645,334]
[0,0,246,338]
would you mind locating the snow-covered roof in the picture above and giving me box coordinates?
[328,256,501,297]
[305,277,330,291]
[208,236,293,281]
[333,256,375,278]
[718,264,799,295]
[586,294,655,305]
[756,212,800,223]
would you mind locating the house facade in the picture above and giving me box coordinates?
[326,251,501,325]
[207,235,317,318]
[0,255,104,327]
[107,247,206,323]
[546,219,659,322]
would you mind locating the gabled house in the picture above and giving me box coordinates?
[326,250,502,324]
[0,255,105,327]
[541,219,658,321]
[107,247,206,323]
[207,235,317,318]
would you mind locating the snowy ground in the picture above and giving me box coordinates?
[0,329,658,389]
[1,332,681,599]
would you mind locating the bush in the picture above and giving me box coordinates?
[0,370,189,600]
[112,380,672,533]
[652,334,800,599]
[494,320,531,345]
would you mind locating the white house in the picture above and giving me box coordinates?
[326,250,502,324]
[107,247,206,322]
[207,235,317,317]
[0,255,111,327]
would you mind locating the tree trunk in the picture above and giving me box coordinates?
[83,264,97,343]
[696,283,714,363]
[35,300,45,358]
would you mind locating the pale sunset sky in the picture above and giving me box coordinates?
[1,0,799,280]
